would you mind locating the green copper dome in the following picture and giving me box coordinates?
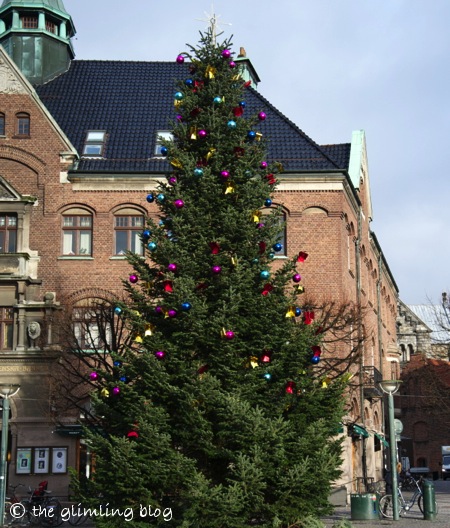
[0,1,69,16]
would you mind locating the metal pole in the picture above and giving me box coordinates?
[388,392,399,521]
[0,397,10,527]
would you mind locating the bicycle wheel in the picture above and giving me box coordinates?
[4,501,13,525]
[379,494,394,518]
[40,499,63,527]
[68,512,90,526]
[418,495,438,515]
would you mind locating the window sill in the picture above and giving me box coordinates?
[13,135,30,139]
[58,256,94,260]
[110,255,145,260]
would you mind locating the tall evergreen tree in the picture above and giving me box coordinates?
[78,30,348,527]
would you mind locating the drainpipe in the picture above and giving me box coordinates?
[356,207,368,484]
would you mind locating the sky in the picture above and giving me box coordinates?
[64,0,450,305]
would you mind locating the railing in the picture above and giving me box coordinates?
[362,366,383,399]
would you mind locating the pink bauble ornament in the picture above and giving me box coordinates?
[229,61,236,68]
[168,263,177,272]
[222,49,231,59]
[198,129,207,138]
[258,112,267,121]
[174,199,185,209]
[112,387,120,395]
[220,170,230,179]
[212,266,222,274]
[89,372,98,381]
[169,176,177,186]
[225,330,235,340]
[176,54,185,64]
[261,161,268,169]
[129,274,138,283]
[155,350,165,359]
[293,274,302,283]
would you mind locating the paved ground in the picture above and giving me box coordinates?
[322,479,450,527]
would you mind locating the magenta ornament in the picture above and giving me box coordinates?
[155,305,163,314]
[212,266,222,274]
[293,273,302,283]
[167,263,177,273]
[261,161,268,169]
[229,61,236,68]
[169,176,177,186]
[198,129,207,138]
[174,199,185,209]
[112,387,120,395]
[176,54,185,64]
[258,112,267,121]
[89,372,98,381]
[225,330,235,340]
[220,171,230,179]
[222,49,231,59]
[155,350,165,359]
[256,223,265,229]
[129,274,138,284]
[168,309,178,318]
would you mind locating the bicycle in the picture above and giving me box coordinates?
[25,481,63,527]
[379,475,438,518]
[4,484,31,526]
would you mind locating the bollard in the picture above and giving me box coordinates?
[422,479,437,521]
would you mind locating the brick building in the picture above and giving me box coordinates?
[0,0,399,499]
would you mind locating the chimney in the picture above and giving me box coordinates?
[235,46,260,89]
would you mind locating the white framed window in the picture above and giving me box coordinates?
[62,211,93,256]
[154,130,173,156]
[114,213,144,256]
[82,130,106,156]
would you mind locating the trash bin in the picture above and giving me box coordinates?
[422,479,437,521]
[350,493,379,520]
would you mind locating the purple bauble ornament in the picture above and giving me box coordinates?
[168,176,177,186]
[256,223,265,229]
[222,49,231,59]
[229,61,236,68]
[155,350,165,359]
[112,387,120,395]
[261,161,268,169]
[258,112,267,121]
[212,266,222,274]
[198,129,207,138]
[293,273,302,283]
[168,309,178,318]
[174,199,185,209]
[89,372,98,381]
[225,330,235,340]
[129,274,138,284]
[167,263,177,273]
[176,114,183,121]
[155,305,163,315]
[176,54,185,64]
[220,171,230,179]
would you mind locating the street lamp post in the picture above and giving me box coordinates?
[0,385,20,527]
[379,379,402,521]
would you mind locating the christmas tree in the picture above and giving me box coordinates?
[78,30,348,527]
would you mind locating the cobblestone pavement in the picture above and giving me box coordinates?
[322,479,450,527]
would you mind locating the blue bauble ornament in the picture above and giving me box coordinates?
[239,101,246,108]
[295,307,302,317]
[147,241,157,251]
[273,243,283,252]
[146,193,155,203]
[264,373,272,380]
[269,252,275,259]
[174,91,184,100]
[247,130,256,140]
[119,376,128,383]
[114,307,122,315]
[142,229,151,239]
[160,146,168,156]
[311,355,321,364]
[194,168,204,177]
[213,96,222,104]
[113,360,122,368]
[265,198,272,207]
[156,193,165,203]
[252,258,259,265]
[227,120,237,129]
[185,79,194,87]
[181,302,192,311]
[159,219,165,226]
[260,270,270,280]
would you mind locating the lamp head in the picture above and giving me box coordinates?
[379,379,402,395]
[0,384,20,399]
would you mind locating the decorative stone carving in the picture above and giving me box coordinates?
[0,58,27,94]
[27,321,41,348]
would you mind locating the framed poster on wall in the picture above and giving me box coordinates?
[16,448,32,474]
[51,447,67,473]
[34,447,50,474]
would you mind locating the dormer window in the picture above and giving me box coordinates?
[83,131,106,157]
[154,131,173,156]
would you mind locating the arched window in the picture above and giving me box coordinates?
[62,208,93,256]
[0,113,5,136]
[16,112,30,136]
[114,208,145,256]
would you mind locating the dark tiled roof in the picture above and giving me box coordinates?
[321,143,351,170]
[36,60,341,174]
